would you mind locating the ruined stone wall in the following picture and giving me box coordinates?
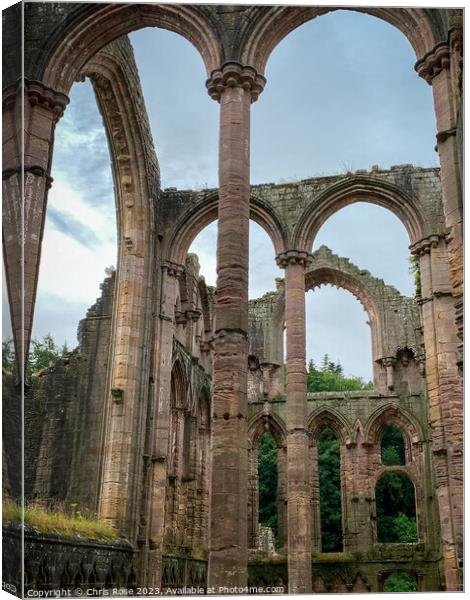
[163,341,211,561]
[24,272,116,510]
[2,372,22,501]
[160,166,444,265]
[2,525,135,595]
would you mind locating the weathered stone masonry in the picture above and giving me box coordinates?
[10,236,444,593]
[2,3,463,594]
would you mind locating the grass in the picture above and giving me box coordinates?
[2,500,119,542]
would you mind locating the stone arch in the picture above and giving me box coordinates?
[39,4,222,94]
[375,470,420,543]
[305,264,383,368]
[308,407,353,445]
[247,411,287,550]
[294,176,427,252]
[170,357,188,411]
[364,403,424,446]
[240,7,443,76]
[83,37,159,535]
[166,191,288,264]
[248,412,287,450]
[197,277,213,335]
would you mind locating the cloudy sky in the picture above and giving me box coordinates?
[4,9,439,380]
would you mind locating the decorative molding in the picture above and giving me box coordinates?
[3,78,69,122]
[409,234,442,256]
[162,260,185,278]
[436,128,457,145]
[2,165,54,188]
[206,61,266,103]
[275,249,313,269]
[415,42,450,84]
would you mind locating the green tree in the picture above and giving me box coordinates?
[28,333,62,376]
[383,571,418,592]
[307,357,373,392]
[409,255,421,296]
[393,512,418,543]
[381,426,406,465]
[2,338,17,376]
[318,427,342,551]
[258,432,278,537]
[376,472,417,543]
[3,334,69,379]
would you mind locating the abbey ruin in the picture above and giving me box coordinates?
[2,3,463,596]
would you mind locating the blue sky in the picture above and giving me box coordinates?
[4,9,439,380]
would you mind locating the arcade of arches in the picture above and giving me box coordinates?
[2,3,463,595]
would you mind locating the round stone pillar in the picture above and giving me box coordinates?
[206,63,265,590]
[276,250,312,594]
[3,80,68,373]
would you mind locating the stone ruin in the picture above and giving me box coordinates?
[2,3,463,594]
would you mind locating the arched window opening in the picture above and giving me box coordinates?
[252,10,436,185]
[381,425,406,465]
[376,473,417,543]
[168,362,186,478]
[33,79,116,352]
[130,27,218,190]
[258,432,278,548]
[188,221,282,299]
[318,427,343,552]
[182,414,194,481]
[314,203,414,297]
[306,287,373,392]
[383,571,418,592]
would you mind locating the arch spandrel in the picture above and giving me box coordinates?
[38,4,222,94]
[305,245,422,363]
[294,175,431,252]
[308,406,353,446]
[364,403,425,445]
[162,190,288,264]
[248,412,287,449]
[239,6,448,76]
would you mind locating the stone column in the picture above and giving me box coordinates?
[416,40,463,367]
[247,444,259,549]
[276,250,312,593]
[205,63,264,589]
[412,235,462,590]
[143,262,182,587]
[3,80,68,371]
[309,441,321,553]
[277,444,288,550]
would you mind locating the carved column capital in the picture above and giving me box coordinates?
[409,234,442,256]
[275,250,313,269]
[199,339,213,353]
[185,309,202,322]
[161,260,184,278]
[206,61,266,103]
[415,42,451,84]
[3,78,70,122]
[382,357,396,391]
[2,165,54,188]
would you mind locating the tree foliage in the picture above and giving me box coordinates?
[318,427,342,551]
[2,334,68,378]
[381,425,406,466]
[258,432,278,537]
[307,356,373,392]
[383,571,418,592]
[376,472,417,543]
[409,255,421,296]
